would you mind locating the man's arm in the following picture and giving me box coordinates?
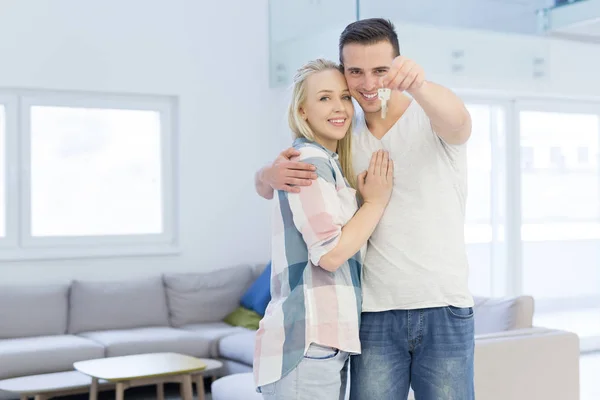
[408,81,472,145]
[254,147,318,200]
[383,56,472,145]
[255,166,276,200]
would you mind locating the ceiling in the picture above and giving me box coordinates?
[542,0,600,43]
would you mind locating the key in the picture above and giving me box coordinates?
[378,88,391,119]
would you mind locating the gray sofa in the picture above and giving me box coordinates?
[0,264,263,400]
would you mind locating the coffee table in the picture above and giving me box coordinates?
[0,371,110,400]
[74,352,222,400]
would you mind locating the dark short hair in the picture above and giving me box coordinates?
[338,18,400,66]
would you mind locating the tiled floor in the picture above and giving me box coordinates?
[53,352,600,399]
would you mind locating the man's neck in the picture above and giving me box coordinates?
[364,92,412,139]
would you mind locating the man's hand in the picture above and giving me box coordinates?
[263,147,318,194]
[382,56,470,145]
[382,56,426,93]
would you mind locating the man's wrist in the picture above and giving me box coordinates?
[260,166,275,190]
[406,80,429,98]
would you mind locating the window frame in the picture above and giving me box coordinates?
[460,97,513,297]
[0,90,179,260]
[0,94,19,250]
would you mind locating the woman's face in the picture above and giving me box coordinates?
[300,69,354,151]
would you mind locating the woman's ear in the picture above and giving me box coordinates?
[299,107,308,120]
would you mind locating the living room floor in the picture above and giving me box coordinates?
[580,351,600,400]
[58,352,600,400]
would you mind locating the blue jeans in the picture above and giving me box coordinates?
[350,306,475,400]
[260,343,350,399]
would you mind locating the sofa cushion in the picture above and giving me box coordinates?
[473,295,534,335]
[180,322,249,358]
[212,373,263,400]
[240,262,271,316]
[218,330,255,367]
[219,360,253,376]
[164,265,254,327]
[78,327,212,358]
[180,322,247,340]
[0,335,104,379]
[0,283,69,339]
[68,277,169,334]
[224,307,261,330]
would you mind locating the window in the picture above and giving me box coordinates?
[465,104,492,240]
[577,146,589,164]
[464,103,507,297]
[519,110,599,241]
[29,106,163,237]
[522,146,534,170]
[0,92,177,259]
[549,146,565,169]
[517,103,600,349]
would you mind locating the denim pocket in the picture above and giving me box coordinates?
[303,343,339,360]
[446,306,474,319]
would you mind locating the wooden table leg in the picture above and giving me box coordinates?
[90,377,98,400]
[181,374,193,400]
[193,374,205,400]
[33,396,46,400]
[19,395,28,400]
[156,382,165,400]
[115,382,125,400]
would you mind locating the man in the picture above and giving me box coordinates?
[255,18,474,400]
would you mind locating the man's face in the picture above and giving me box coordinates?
[341,41,396,115]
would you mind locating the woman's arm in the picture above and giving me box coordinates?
[319,201,386,271]
[289,149,393,272]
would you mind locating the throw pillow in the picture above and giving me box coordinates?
[240,261,271,316]
[224,306,262,330]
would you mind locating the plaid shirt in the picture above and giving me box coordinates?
[253,138,363,388]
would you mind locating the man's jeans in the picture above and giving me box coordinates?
[260,343,350,400]
[350,306,475,400]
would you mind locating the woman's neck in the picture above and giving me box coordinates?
[314,137,338,153]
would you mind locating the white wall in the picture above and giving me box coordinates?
[0,0,277,283]
[1,1,599,296]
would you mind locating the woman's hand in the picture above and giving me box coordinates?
[357,150,394,208]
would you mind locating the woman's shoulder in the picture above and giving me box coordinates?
[293,140,330,156]
[292,141,336,182]
[292,141,333,163]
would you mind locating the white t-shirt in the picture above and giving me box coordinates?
[352,100,474,311]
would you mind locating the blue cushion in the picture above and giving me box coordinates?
[240,262,271,316]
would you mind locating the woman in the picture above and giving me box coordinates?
[253,59,393,399]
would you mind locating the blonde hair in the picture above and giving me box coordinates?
[287,59,357,189]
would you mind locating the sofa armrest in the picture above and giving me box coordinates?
[474,328,580,400]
